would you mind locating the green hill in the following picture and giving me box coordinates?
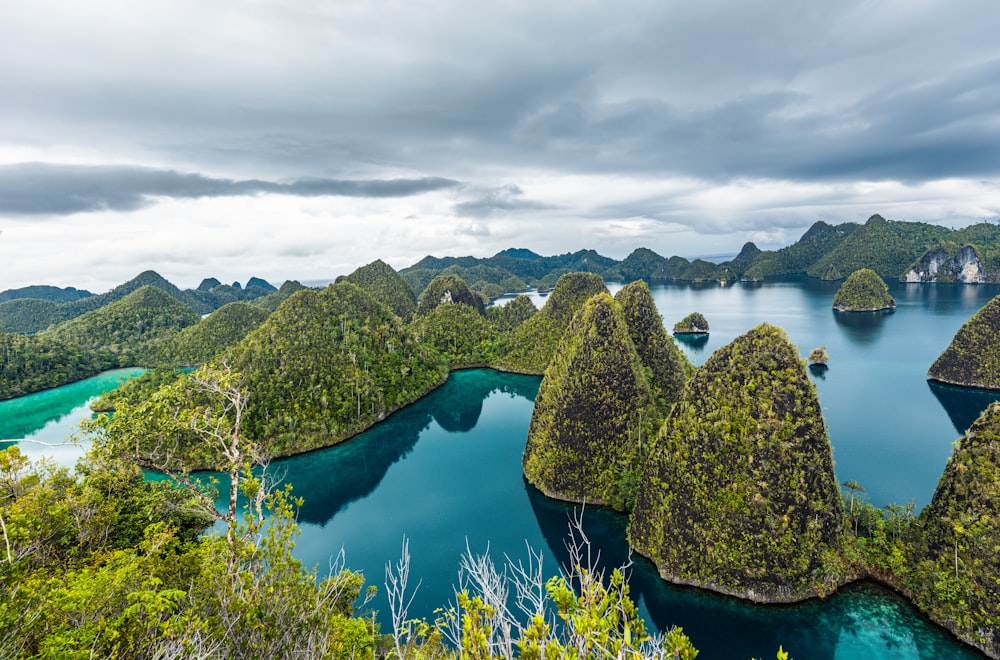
[157,302,270,366]
[498,272,608,374]
[0,333,115,401]
[832,268,896,311]
[45,286,200,366]
[629,324,847,602]
[745,221,859,278]
[0,285,92,304]
[807,214,950,280]
[522,293,655,511]
[223,282,449,459]
[614,281,692,413]
[928,294,1000,389]
[337,259,418,319]
[415,275,485,316]
[906,401,1000,657]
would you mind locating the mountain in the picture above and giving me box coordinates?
[832,268,896,312]
[0,285,92,304]
[337,259,418,319]
[45,285,201,366]
[522,292,655,511]
[928,294,1000,389]
[157,301,270,366]
[415,274,485,316]
[0,332,115,401]
[908,401,1000,657]
[498,272,608,374]
[629,324,847,602]
[223,281,449,459]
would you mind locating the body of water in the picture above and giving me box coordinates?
[6,278,999,658]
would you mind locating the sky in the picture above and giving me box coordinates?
[1,0,999,292]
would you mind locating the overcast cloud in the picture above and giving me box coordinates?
[0,0,998,291]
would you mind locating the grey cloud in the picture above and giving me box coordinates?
[453,184,556,218]
[0,163,459,216]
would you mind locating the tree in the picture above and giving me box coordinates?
[808,347,829,366]
[843,480,865,536]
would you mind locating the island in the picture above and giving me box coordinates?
[672,311,709,334]
[832,268,896,312]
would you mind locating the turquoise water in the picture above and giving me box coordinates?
[6,278,999,657]
[0,368,144,466]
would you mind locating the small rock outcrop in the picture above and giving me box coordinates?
[629,324,848,602]
[928,294,1000,390]
[903,245,986,283]
[832,268,896,311]
[672,312,709,334]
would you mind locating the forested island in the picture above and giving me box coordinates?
[832,268,896,312]
[4,234,1000,656]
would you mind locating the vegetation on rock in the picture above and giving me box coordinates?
[832,268,895,312]
[223,282,449,460]
[629,324,848,602]
[412,302,495,369]
[416,275,485,316]
[46,286,201,367]
[523,293,656,511]
[0,333,115,401]
[157,301,270,366]
[903,401,1000,657]
[928,294,1000,390]
[614,281,692,413]
[498,272,607,374]
[338,259,418,320]
[673,312,709,334]
[808,347,829,366]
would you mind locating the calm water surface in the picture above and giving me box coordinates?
[7,279,1000,658]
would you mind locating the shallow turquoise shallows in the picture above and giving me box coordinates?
[7,277,1000,658]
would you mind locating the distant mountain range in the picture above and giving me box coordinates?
[399,214,1000,300]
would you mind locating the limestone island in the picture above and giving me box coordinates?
[673,311,709,334]
[832,268,896,312]
[928,294,1000,390]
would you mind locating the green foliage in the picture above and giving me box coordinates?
[673,312,709,333]
[498,272,608,374]
[0,284,92,304]
[156,301,270,366]
[928,294,1000,389]
[832,268,895,311]
[902,401,1000,657]
[0,297,68,333]
[808,214,950,279]
[226,282,449,460]
[745,221,859,278]
[614,281,693,413]
[523,293,657,511]
[252,279,308,313]
[0,332,116,400]
[412,302,496,369]
[45,285,201,366]
[339,259,419,319]
[808,347,829,365]
[486,295,537,332]
[615,247,668,281]
[416,275,485,316]
[629,324,848,601]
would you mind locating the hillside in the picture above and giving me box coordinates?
[156,301,270,366]
[0,285,92,303]
[223,281,449,459]
[629,324,848,602]
[906,401,1000,657]
[0,332,115,401]
[832,268,896,312]
[337,259,418,319]
[928,294,1000,389]
[522,293,656,511]
[45,285,201,366]
[497,272,608,374]
[0,271,276,334]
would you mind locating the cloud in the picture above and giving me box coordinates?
[0,163,460,216]
[453,184,556,217]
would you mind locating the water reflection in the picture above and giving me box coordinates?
[809,363,830,380]
[927,380,1000,436]
[673,333,710,352]
[832,309,893,345]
